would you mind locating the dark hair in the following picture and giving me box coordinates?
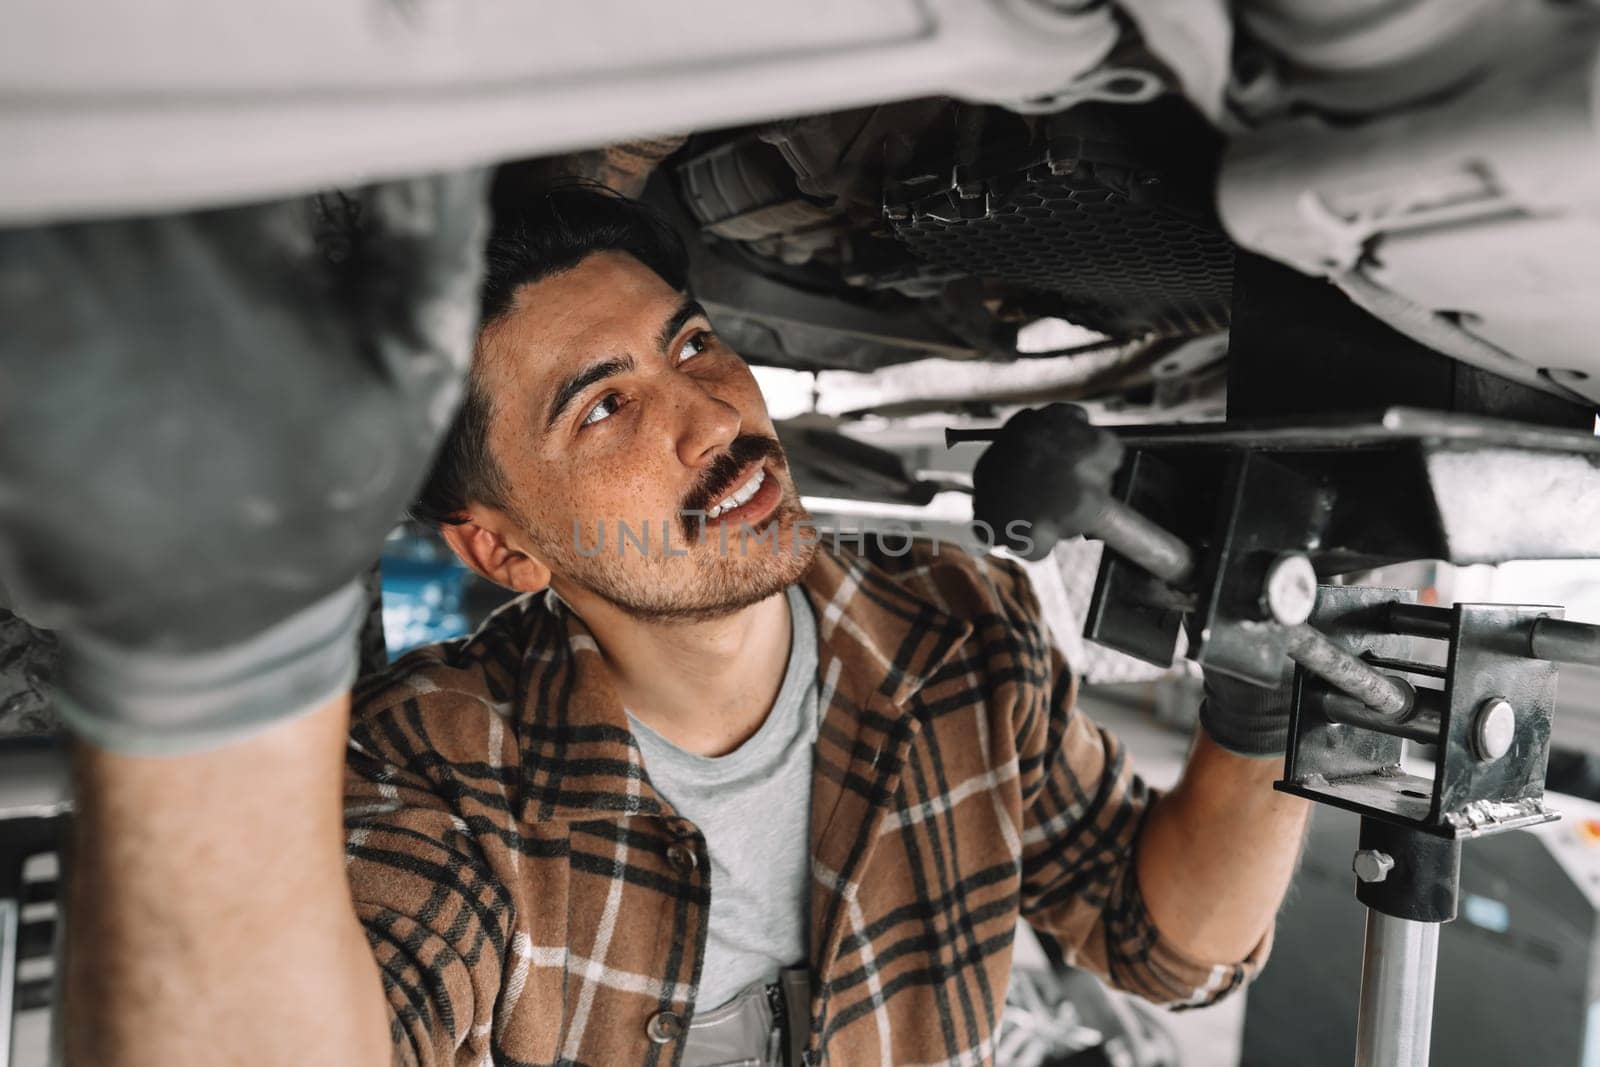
[408,182,691,528]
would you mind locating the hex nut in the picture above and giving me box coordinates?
[1353,849,1395,884]
[1262,553,1318,627]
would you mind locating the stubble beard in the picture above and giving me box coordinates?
[520,492,819,625]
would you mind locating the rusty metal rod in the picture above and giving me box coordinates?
[1284,623,1416,718]
[1319,687,1443,744]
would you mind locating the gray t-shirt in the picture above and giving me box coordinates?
[627,584,818,1010]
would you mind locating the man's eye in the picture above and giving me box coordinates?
[676,330,712,364]
[580,393,624,427]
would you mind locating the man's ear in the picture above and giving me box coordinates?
[438,507,553,595]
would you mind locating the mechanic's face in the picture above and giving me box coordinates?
[477,250,814,621]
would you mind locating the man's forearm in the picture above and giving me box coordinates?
[1134,731,1311,963]
[64,692,392,1067]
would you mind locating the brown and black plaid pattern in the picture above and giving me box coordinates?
[344,540,1267,1067]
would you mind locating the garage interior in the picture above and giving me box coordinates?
[6,2,1600,1065]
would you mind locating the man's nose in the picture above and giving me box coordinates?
[670,378,742,468]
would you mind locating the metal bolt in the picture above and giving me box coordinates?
[1353,849,1395,884]
[1472,697,1516,761]
[1262,553,1318,627]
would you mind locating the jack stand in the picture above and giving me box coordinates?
[1349,819,1460,1067]
[952,253,1600,1067]
[1274,587,1571,1067]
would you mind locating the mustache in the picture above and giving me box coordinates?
[681,434,785,519]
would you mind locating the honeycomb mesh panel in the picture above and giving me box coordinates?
[889,167,1236,339]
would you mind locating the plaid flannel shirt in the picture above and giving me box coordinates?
[344,539,1268,1067]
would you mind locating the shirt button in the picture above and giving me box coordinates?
[666,842,698,874]
[646,1010,686,1043]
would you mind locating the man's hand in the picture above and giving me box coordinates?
[0,173,487,753]
[1198,664,1296,758]
[970,403,1124,561]
[0,173,489,1067]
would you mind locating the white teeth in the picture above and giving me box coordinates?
[708,467,765,518]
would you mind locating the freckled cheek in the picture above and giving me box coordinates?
[550,457,688,524]
[623,457,693,517]
[507,452,595,529]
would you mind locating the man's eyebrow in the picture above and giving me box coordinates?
[545,355,634,431]
[656,298,709,354]
[542,299,706,432]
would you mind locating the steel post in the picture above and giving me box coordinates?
[0,898,14,1067]
[1354,909,1440,1067]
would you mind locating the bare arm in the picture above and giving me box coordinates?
[63,692,392,1067]
[1136,731,1310,963]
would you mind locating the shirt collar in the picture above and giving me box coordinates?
[514,545,971,824]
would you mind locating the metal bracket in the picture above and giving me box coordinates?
[1083,409,1600,680]
[1278,586,1560,839]
[1188,452,1334,686]
[1083,450,1194,667]
[1435,602,1560,833]
[1281,586,1418,823]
